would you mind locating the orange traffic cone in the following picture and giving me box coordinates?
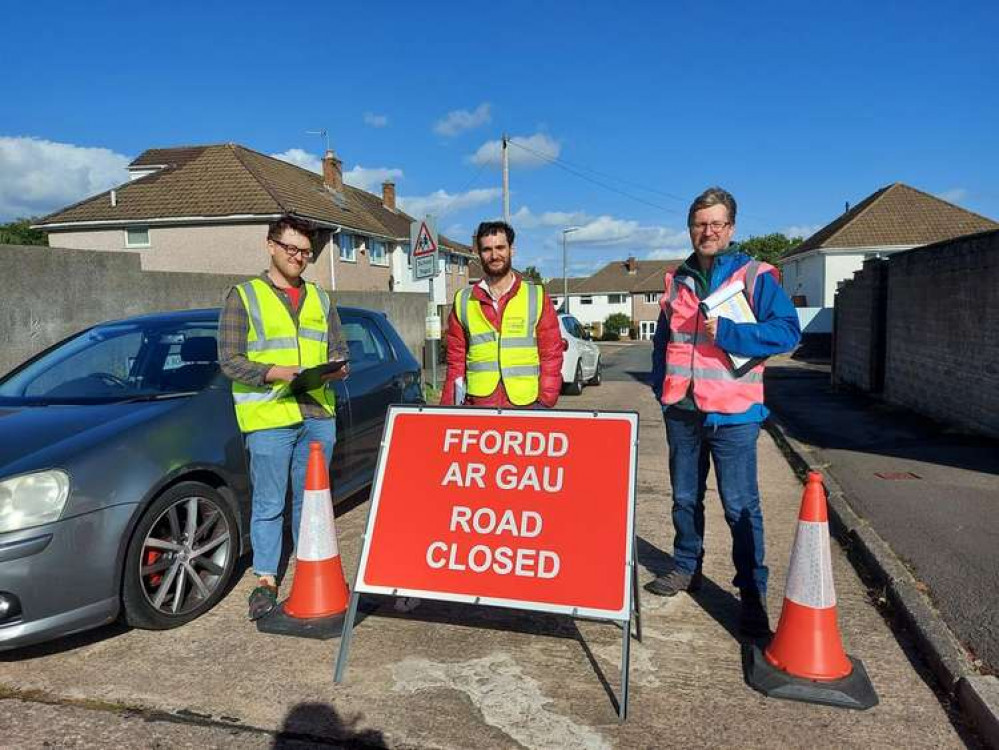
[746,471,878,709]
[257,442,350,639]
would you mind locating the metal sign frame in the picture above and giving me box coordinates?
[334,404,643,720]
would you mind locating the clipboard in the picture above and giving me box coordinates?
[288,359,349,394]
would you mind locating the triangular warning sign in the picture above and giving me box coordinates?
[414,222,437,256]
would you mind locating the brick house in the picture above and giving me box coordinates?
[33,143,478,295]
[547,256,679,339]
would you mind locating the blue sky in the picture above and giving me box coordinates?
[2,0,996,277]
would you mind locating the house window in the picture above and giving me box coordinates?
[339,234,356,262]
[125,226,150,248]
[402,242,412,268]
[644,292,659,304]
[459,256,467,275]
[580,296,593,305]
[370,239,387,266]
[608,293,626,304]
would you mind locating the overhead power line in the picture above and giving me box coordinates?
[507,139,684,215]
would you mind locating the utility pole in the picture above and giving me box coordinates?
[562,226,580,314]
[502,133,510,224]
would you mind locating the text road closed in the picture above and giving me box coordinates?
[357,408,637,618]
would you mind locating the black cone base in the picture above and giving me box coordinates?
[745,645,879,710]
[256,602,346,640]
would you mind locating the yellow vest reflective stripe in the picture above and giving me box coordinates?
[455,282,542,406]
[231,278,335,432]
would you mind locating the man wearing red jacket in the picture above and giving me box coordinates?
[440,221,563,408]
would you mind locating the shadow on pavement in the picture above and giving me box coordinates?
[765,364,999,476]
[635,535,747,644]
[272,702,387,749]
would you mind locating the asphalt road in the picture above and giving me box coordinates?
[765,359,999,676]
[595,341,654,385]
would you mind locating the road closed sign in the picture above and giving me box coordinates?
[353,406,638,620]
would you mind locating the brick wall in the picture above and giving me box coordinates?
[832,258,888,392]
[882,230,999,437]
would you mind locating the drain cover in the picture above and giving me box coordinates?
[874,471,921,480]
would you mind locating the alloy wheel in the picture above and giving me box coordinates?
[139,495,233,616]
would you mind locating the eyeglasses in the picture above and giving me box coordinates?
[690,221,731,233]
[270,238,313,258]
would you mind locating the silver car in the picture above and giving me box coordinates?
[0,307,423,650]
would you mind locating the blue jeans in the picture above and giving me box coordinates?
[664,409,768,596]
[245,418,336,577]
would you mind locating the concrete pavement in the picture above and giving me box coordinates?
[0,380,978,748]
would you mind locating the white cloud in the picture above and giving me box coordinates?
[781,224,822,239]
[468,133,561,169]
[936,188,968,204]
[270,149,403,192]
[364,112,389,128]
[514,204,689,258]
[510,206,590,229]
[344,165,404,192]
[0,136,131,220]
[398,187,502,218]
[271,148,320,173]
[434,103,492,137]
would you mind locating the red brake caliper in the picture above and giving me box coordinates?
[144,549,164,586]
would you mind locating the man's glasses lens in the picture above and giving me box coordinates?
[691,222,730,232]
[273,238,312,258]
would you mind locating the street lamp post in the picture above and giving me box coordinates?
[561,226,580,314]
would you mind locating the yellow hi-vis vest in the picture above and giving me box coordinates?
[231,278,335,433]
[454,281,543,406]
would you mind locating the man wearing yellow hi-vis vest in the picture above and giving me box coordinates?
[441,221,563,408]
[219,215,349,621]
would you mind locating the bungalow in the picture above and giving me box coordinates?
[779,182,997,334]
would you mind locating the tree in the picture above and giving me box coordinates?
[0,218,46,246]
[738,233,802,265]
[603,312,632,341]
[521,265,543,284]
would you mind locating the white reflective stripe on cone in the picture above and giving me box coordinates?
[297,488,339,562]
[784,520,837,609]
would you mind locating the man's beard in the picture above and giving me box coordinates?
[484,258,511,279]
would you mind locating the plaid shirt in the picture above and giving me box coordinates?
[219,272,349,420]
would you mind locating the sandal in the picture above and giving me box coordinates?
[248,583,278,621]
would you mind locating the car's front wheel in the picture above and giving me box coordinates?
[121,482,238,630]
[564,360,584,395]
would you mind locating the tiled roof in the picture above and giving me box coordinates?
[36,143,477,252]
[783,182,998,259]
[547,257,680,296]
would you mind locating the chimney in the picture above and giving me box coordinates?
[322,149,343,192]
[382,180,396,211]
[625,255,637,274]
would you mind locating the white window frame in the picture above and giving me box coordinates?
[644,292,659,304]
[580,295,593,305]
[125,225,150,248]
[608,293,626,304]
[339,233,356,262]
[370,239,388,266]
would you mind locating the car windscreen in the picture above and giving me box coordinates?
[0,320,221,405]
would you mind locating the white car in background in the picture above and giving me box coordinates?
[558,313,601,395]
